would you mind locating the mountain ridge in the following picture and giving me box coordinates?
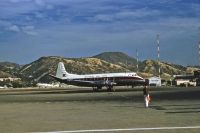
[0,52,199,83]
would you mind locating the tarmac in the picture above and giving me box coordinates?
[0,87,200,133]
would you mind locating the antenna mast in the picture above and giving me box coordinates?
[136,49,139,73]
[199,42,200,66]
[157,34,160,77]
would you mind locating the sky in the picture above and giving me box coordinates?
[0,0,200,65]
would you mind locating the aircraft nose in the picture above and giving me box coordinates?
[138,76,145,81]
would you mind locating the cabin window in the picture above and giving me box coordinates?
[131,74,136,76]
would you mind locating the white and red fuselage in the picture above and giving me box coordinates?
[50,62,145,91]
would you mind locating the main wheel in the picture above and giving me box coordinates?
[107,86,114,92]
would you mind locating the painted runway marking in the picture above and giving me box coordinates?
[33,126,200,133]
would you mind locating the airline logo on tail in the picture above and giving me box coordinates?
[56,62,68,79]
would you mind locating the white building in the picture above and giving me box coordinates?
[173,75,196,87]
[37,83,59,88]
[148,76,161,86]
[0,77,21,82]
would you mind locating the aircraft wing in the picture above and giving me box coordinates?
[69,79,116,87]
[49,74,64,82]
[68,80,101,86]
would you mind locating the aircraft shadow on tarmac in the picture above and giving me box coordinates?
[151,89,200,101]
[165,111,200,114]
[150,104,200,114]
[145,88,200,114]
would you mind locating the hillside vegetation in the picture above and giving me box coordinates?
[0,62,20,78]
[93,52,139,71]
[0,52,199,83]
[18,56,128,82]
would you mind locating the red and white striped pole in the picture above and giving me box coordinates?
[136,49,139,72]
[157,34,160,77]
[199,42,200,66]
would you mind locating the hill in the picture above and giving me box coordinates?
[93,52,195,79]
[93,52,140,71]
[0,62,20,78]
[18,56,128,82]
[1,52,200,84]
[0,71,12,78]
[140,60,188,79]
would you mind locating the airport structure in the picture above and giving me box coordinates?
[173,70,200,87]
[173,42,200,87]
[148,76,161,86]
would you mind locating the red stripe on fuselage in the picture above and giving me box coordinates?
[73,76,143,81]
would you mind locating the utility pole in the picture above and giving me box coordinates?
[136,49,139,73]
[157,34,160,78]
[199,42,200,66]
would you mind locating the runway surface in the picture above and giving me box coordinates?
[0,87,199,133]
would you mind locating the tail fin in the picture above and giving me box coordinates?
[56,62,68,79]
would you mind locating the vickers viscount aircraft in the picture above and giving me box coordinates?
[50,62,145,91]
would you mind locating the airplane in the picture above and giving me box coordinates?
[50,62,145,91]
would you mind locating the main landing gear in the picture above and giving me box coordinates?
[92,86,115,92]
[93,86,102,92]
[107,86,115,92]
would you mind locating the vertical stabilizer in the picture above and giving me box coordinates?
[56,62,68,79]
